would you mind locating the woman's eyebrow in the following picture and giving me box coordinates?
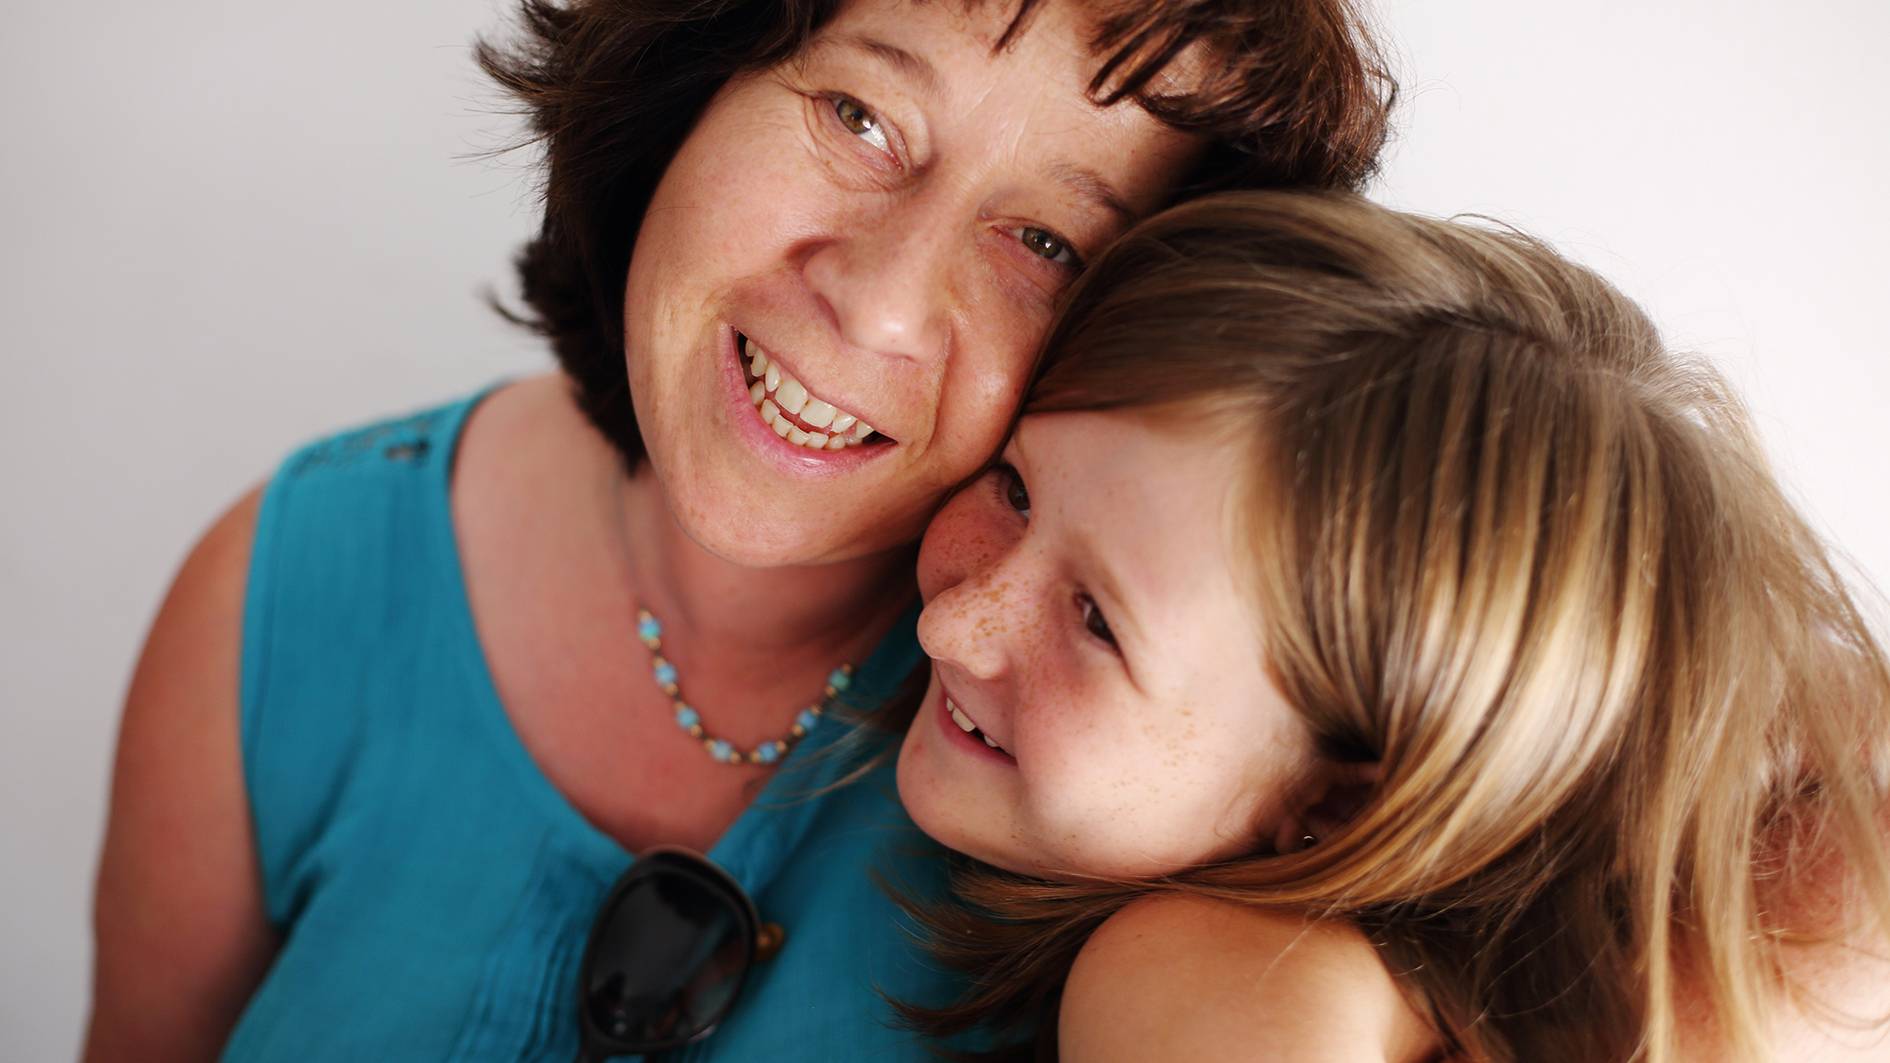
[819,33,942,96]
[1048,161,1135,226]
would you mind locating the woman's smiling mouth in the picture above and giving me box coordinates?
[739,333,887,451]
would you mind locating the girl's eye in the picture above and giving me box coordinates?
[1078,594,1116,647]
[832,96,891,154]
[1010,226,1082,268]
[996,463,1031,518]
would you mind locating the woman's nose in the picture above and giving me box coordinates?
[801,194,954,364]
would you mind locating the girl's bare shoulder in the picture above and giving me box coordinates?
[1059,894,1440,1063]
[1679,810,1890,1061]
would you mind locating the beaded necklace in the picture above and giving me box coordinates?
[636,607,855,766]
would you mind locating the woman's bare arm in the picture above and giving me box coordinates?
[84,488,277,1062]
[1059,894,1439,1063]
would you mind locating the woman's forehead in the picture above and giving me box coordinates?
[807,0,1206,99]
[818,0,1064,56]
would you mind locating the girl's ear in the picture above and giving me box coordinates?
[1273,761,1380,854]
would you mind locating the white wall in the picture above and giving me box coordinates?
[3,0,1885,1057]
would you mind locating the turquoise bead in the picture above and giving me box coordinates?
[675,706,700,729]
[637,615,661,641]
[796,708,821,732]
[755,743,781,764]
[708,739,734,762]
[654,662,679,686]
[828,668,851,692]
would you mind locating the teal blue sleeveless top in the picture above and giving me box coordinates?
[225,389,962,1061]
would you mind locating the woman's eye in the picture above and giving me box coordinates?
[831,96,891,153]
[996,463,1031,517]
[1010,226,1081,268]
[1079,594,1116,647]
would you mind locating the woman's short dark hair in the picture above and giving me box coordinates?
[477,0,1398,465]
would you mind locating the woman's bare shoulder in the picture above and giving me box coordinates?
[1059,893,1440,1063]
[453,372,598,483]
[451,373,618,565]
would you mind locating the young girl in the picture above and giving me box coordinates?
[894,191,1890,1061]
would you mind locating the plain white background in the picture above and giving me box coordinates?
[3,0,1886,1057]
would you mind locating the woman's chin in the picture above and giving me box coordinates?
[661,480,926,571]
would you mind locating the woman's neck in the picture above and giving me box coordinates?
[614,463,919,668]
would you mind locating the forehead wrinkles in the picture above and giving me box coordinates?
[824,0,1182,110]
[812,1,1097,96]
[984,0,1218,103]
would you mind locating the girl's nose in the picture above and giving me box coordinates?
[916,490,1030,680]
[916,564,1014,680]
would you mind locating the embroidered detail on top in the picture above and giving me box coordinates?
[287,410,443,477]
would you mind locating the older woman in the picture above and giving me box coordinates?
[84,0,1394,1059]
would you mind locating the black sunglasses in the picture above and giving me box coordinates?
[575,847,783,1062]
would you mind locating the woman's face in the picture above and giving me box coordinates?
[896,412,1318,879]
[623,0,1202,567]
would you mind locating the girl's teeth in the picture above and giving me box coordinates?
[948,698,1007,753]
[742,335,880,452]
[950,704,977,733]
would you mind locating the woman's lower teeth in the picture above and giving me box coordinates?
[742,338,876,451]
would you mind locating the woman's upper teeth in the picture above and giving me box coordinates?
[743,337,876,451]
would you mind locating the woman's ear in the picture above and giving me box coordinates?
[1273,761,1380,854]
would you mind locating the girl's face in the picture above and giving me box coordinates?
[622,0,1202,567]
[896,411,1318,879]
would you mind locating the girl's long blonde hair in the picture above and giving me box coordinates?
[899,190,1890,1062]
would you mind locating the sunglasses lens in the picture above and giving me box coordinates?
[580,860,754,1048]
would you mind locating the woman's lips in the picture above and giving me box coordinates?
[738,332,884,451]
[718,325,894,478]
